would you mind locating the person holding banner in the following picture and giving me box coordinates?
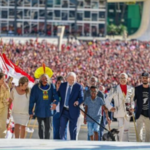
[29,64,59,139]
[0,72,10,138]
[9,76,30,138]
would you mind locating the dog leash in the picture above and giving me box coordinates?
[79,107,115,141]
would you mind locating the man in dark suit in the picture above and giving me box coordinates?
[134,72,150,142]
[58,72,84,140]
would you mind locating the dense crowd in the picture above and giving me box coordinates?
[0,38,150,88]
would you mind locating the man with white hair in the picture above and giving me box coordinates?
[58,72,84,140]
[105,73,135,141]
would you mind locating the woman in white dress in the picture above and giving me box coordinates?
[9,77,30,138]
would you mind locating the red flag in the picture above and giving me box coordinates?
[2,54,34,87]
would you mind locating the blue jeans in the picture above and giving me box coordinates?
[87,119,100,136]
[87,118,101,140]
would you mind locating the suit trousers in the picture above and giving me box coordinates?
[37,117,51,139]
[117,116,130,141]
[60,108,78,140]
[67,113,84,140]
[0,106,8,138]
[137,115,150,142]
[53,112,60,139]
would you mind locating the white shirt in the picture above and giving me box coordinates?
[64,83,74,108]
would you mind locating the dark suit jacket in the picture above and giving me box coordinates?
[134,85,150,119]
[58,82,84,119]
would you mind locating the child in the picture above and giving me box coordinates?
[84,86,110,140]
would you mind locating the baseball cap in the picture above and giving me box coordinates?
[141,72,149,77]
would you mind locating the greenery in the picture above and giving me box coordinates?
[107,24,128,36]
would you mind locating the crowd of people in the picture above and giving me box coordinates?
[0,38,150,142]
[0,70,150,142]
[0,38,150,89]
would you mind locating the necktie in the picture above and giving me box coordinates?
[65,86,71,107]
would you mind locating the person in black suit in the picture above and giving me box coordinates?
[134,72,150,142]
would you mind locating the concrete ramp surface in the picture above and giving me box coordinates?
[0,139,150,150]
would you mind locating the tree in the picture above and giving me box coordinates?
[107,24,117,36]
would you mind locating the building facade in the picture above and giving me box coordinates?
[107,1,143,35]
[0,0,107,38]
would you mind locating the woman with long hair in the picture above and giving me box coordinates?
[9,76,30,138]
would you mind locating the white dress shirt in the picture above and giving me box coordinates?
[64,83,74,108]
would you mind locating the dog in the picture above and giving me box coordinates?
[102,129,119,141]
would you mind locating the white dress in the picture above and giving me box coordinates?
[10,88,30,126]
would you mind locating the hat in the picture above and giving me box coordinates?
[34,63,53,79]
[141,72,149,77]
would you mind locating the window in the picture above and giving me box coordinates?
[77,12,83,21]
[39,22,45,35]
[31,10,38,19]
[84,11,90,18]
[69,0,75,8]
[47,11,53,20]
[8,21,14,35]
[91,25,98,36]
[2,0,8,6]
[17,9,23,19]
[54,0,61,7]
[84,0,91,8]
[78,0,84,8]
[99,0,106,8]
[9,9,15,19]
[92,13,98,21]
[16,22,23,35]
[24,9,31,19]
[69,11,75,19]
[62,11,68,20]
[46,23,52,36]
[54,10,60,17]
[31,23,38,34]
[17,0,23,6]
[24,0,31,7]
[47,0,53,7]
[84,23,90,36]
[39,10,45,19]
[1,21,8,34]
[39,0,45,7]
[62,0,68,8]
[99,24,105,37]
[91,1,99,9]
[77,24,83,36]
[24,22,30,34]
[2,10,8,19]
[99,12,105,18]
[32,0,39,7]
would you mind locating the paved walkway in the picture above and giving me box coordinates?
[25,120,142,142]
